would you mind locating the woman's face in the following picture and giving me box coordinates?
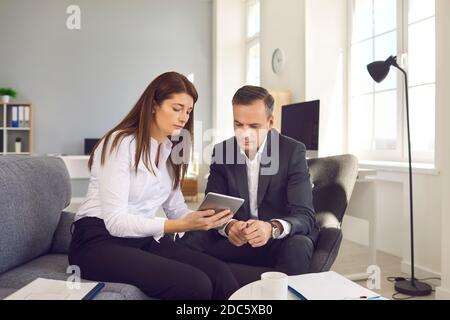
[153,93,194,137]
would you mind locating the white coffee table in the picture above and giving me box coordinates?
[229,280,299,300]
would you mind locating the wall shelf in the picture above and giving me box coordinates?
[0,103,33,155]
[6,127,30,131]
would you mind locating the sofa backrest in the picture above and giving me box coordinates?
[0,156,71,274]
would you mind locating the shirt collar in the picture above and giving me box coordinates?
[150,136,173,150]
[239,133,268,162]
[150,136,173,165]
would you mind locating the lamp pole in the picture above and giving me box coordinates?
[394,62,416,285]
[368,56,432,296]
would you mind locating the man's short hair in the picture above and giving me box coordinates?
[232,85,275,116]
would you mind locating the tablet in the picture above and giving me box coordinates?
[197,192,245,216]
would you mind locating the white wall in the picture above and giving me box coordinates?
[262,0,348,157]
[0,0,213,193]
[0,0,212,155]
[260,0,306,103]
[435,0,450,300]
[305,0,347,156]
[212,0,246,146]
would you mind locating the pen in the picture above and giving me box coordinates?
[344,296,381,300]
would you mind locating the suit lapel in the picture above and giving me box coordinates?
[257,130,276,208]
[231,138,251,216]
[233,163,250,215]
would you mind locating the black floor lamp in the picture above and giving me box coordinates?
[367,56,432,297]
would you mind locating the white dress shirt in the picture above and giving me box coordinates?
[219,136,292,239]
[75,131,192,240]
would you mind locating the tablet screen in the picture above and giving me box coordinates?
[197,192,245,215]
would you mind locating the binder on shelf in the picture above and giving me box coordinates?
[11,106,19,128]
[24,106,30,127]
[19,106,24,128]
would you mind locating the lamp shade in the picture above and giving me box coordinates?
[367,55,398,83]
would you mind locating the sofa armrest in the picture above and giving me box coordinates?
[315,211,341,229]
[51,211,76,254]
[308,227,343,273]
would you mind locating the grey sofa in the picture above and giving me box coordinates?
[0,154,358,300]
[0,156,149,300]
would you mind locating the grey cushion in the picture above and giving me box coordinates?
[0,254,149,300]
[0,289,16,300]
[51,211,76,254]
[0,156,71,274]
[0,254,72,289]
[93,282,150,300]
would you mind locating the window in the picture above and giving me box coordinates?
[246,0,260,86]
[348,0,435,163]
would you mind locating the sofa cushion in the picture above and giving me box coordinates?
[0,254,150,300]
[0,254,70,289]
[0,289,16,300]
[51,211,76,254]
[0,156,71,274]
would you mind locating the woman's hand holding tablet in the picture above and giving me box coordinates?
[182,209,233,231]
[197,192,245,216]
[164,193,244,233]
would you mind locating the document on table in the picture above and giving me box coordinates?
[288,271,386,300]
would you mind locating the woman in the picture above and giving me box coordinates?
[68,72,240,300]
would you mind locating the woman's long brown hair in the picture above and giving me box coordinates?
[88,71,197,190]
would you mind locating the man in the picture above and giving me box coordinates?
[180,85,319,279]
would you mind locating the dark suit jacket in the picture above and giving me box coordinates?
[205,129,319,243]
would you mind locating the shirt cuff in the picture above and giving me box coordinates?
[271,219,292,239]
[152,218,167,242]
[218,219,237,238]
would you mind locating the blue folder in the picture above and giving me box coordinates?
[288,285,307,300]
[82,283,105,300]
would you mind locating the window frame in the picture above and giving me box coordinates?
[347,0,436,164]
[245,0,261,86]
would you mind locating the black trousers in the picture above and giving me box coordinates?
[179,231,315,282]
[68,217,240,300]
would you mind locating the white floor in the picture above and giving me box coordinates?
[332,239,439,300]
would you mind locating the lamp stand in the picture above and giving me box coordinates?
[393,63,432,297]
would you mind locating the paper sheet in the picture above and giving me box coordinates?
[4,278,100,300]
[288,271,384,300]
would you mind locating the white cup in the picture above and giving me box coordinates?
[251,272,288,300]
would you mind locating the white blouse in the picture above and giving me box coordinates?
[75,131,192,240]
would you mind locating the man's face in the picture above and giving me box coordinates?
[233,99,273,155]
